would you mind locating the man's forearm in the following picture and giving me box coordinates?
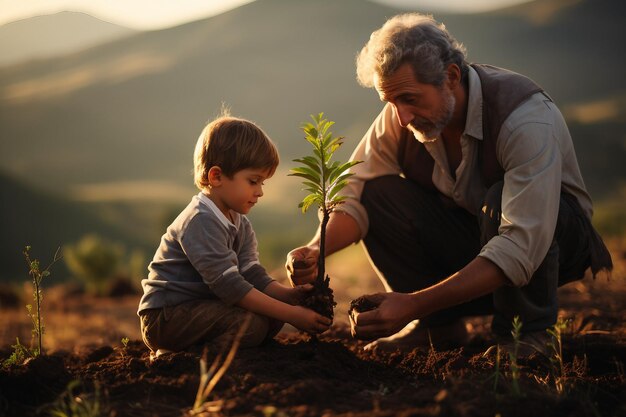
[410,256,509,318]
[307,211,361,256]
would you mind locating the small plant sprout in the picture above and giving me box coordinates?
[23,245,62,357]
[119,337,130,358]
[2,337,32,368]
[508,315,523,397]
[546,317,569,394]
[48,380,106,417]
[191,313,252,416]
[289,113,361,319]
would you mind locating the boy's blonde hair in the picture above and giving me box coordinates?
[193,115,279,190]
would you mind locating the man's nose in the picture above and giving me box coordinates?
[393,103,413,128]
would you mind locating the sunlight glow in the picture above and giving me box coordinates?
[3,52,173,101]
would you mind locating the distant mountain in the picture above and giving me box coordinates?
[0,0,624,278]
[0,0,622,190]
[0,11,136,67]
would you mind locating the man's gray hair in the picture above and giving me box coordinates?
[356,13,467,88]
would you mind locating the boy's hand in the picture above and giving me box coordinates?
[285,245,319,286]
[285,283,314,305]
[288,305,331,334]
[263,281,313,305]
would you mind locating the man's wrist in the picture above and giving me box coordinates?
[408,291,429,320]
[307,241,320,251]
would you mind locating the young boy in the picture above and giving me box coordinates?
[138,114,331,356]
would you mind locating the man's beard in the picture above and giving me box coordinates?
[409,88,455,142]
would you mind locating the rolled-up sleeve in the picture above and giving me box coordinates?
[479,99,562,286]
[336,103,405,239]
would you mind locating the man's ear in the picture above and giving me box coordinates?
[446,63,461,90]
[207,166,223,188]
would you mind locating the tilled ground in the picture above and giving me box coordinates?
[0,268,625,417]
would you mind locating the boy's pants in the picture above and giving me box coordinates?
[360,175,595,336]
[139,299,282,352]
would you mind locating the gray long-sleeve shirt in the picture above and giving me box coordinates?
[336,66,592,287]
[137,192,274,314]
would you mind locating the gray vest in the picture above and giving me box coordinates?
[397,63,544,191]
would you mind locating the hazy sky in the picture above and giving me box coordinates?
[0,0,531,30]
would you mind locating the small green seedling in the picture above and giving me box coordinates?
[289,112,361,319]
[508,315,523,397]
[119,337,130,358]
[546,317,568,394]
[48,380,106,417]
[2,337,32,368]
[23,246,62,357]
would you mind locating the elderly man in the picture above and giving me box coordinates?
[286,13,612,353]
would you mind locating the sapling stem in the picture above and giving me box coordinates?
[23,246,62,356]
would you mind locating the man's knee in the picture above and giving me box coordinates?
[362,175,405,207]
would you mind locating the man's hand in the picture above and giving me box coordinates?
[285,245,319,286]
[349,292,418,340]
[288,305,332,334]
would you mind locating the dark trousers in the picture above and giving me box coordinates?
[361,175,592,335]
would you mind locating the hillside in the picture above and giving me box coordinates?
[0,0,623,190]
[0,11,136,67]
[0,171,154,280]
[0,0,624,278]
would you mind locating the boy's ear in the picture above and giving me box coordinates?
[207,166,223,187]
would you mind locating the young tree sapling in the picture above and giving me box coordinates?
[290,113,361,320]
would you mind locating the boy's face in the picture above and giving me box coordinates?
[208,167,272,218]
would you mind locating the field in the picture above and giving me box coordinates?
[0,243,625,417]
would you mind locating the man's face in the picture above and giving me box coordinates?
[374,62,455,140]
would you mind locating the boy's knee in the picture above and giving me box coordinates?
[238,314,272,348]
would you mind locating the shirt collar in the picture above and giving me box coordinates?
[197,192,240,230]
[464,65,484,141]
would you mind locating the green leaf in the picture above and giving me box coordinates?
[302,180,322,194]
[313,147,323,163]
[299,194,320,213]
[323,160,341,183]
[293,156,321,174]
[289,166,320,183]
[328,179,349,201]
[323,135,340,151]
[329,161,358,184]
[330,172,354,189]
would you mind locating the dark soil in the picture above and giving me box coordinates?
[301,274,336,320]
[349,295,380,322]
[1,274,625,417]
[1,324,624,417]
